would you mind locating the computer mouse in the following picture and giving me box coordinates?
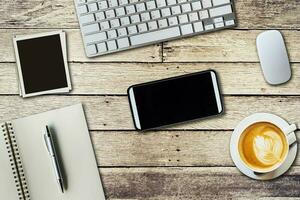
[256,30,291,85]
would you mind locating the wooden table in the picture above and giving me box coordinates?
[1,0,299,199]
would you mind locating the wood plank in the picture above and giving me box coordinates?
[0,29,161,62]
[1,0,299,29]
[246,198,300,200]
[163,30,300,62]
[91,130,300,167]
[235,0,300,30]
[100,167,300,199]
[0,96,299,130]
[2,29,299,63]
[1,62,300,95]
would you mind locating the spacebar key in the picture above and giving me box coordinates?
[130,27,181,45]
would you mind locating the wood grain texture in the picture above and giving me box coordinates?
[0,96,299,130]
[163,30,300,62]
[91,130,300,167]
[1,0,299,29]
[0,29,161,62]
[235,0,300,29]
[1,29,300,63]
[2,0,300,198]
[244,198,300,200]
[1,62,299,95]
[99,167,300,199]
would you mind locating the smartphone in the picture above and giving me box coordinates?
[127,70,224,130]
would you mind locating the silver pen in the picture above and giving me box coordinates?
[44,125,65,193]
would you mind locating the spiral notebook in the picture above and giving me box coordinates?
[0,104,105,200]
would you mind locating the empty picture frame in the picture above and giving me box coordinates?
[13,30,72,98]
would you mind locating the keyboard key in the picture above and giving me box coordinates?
[178,14,189,24]
[108,0,118,7]
[82,23,100,34]
[77,5,88,14]
[127,25,138,34]
[120,16,130,25]
[130,27,181,45]
[86,44,97,55]
[107,30,118,38]
[158,19,168,28]
[157,0,166,8]
[89,3,98,12]
[80,14,95,24]
[209,5,232,17]
[193,21,204,32]
[85,32,107,43]
[171,6,181,15]
[95,12,105,20]
[110,19,120,28]
[141,12,151,21]
[189,12,199,22]
[126,5,136,14]
[167,0,177,6]
[115,7,125,16]
[138,23,148,32]
[181,24,193,35]
[178,14,188,23]
[148,21,158,30]
[107,40,117,50]
[131,14,140,23]
[97,42,107,53]
[105,10,115,19]
[119,0,129,5]
[202,0,213,8]
[214,17,223,23]
[98,1,108,10]
[168,16,178,26]
[205,24,214,30]
[199,10,209,19]
[151,10,161,19]
[117,38,130,48]
[136,3,146,12]
[100,21,110,30]
[118,27,127,36]
[225,19,235,26]
[161,8,171,17]
[215,22,224,28]
[181,3,192,13]
[146,1,156,10]
[212,0,230,6]
[191,1,202,10]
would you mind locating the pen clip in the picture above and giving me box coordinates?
[44,126,54,156]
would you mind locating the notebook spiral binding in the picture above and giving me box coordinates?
[1,122,31,200]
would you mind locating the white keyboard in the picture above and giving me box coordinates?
[74,0,236,57]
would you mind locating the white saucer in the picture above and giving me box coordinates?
[230,114,298,180]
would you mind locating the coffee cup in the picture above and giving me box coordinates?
[232,113,297,174]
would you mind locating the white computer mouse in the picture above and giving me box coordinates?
[256,30,291,85]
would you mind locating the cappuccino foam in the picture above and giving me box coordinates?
[238,122,288,171]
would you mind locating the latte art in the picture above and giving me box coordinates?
[253,134,283,166]
[238,122,288,172]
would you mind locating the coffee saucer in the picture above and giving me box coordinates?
[230,127,298,180]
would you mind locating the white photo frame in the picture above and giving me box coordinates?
[13,30,72,98]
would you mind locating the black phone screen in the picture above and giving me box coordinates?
[129,71,223,130]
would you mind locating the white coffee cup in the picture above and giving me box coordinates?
[232,113,297,173]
